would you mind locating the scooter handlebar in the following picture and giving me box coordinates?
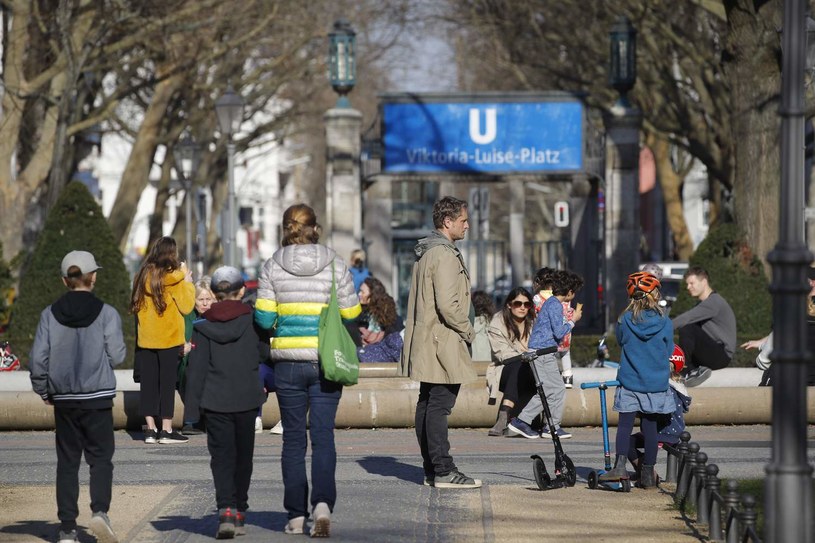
[580,380,621,390]
[500,346,558,365]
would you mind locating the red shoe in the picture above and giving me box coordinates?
[234,511,245,536]
[217,507,236,539]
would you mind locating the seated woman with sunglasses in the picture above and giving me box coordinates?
[485,287,536,436]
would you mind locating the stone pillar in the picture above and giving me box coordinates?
[325,107,363,263]
[603,104,642,328]
[509,178,526,287]
[363,177,393,288]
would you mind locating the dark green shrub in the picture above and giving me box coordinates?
[671,222,771,342]
[572,331,758,367]
[10,182,134,367]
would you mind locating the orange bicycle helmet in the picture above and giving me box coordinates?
[626,271,661,298]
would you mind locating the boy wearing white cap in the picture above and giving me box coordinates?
[29,250,127,543]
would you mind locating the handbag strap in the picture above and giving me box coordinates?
[329,260,338,299]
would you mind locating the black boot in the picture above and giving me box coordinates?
[598,454,630,481]
[488,410,509,436]
[629,451,644,481]
[638,464,658,489]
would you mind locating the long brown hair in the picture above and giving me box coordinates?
[501,287,534,343]
[130,236,180,316]
[621,288,663,322]
[281,204,321,246]
[362,276,398,329]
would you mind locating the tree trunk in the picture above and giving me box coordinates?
[108,70,184,250]
[724,0,783,267]
[647,133,694,261]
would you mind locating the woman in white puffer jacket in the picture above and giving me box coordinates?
[254,203,360,537]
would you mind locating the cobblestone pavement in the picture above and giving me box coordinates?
[1,425,812,542]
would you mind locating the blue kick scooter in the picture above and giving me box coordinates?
[580,379,631,492]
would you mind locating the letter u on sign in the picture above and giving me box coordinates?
[469,108,497,144]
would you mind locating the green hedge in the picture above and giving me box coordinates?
[570,333,760,368]
[9,182,134,368]
[671,223,771,337]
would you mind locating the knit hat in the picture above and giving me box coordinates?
[61,251,101,277]
[210,266,245,294]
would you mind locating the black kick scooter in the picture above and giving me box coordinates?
[503,346,577,490]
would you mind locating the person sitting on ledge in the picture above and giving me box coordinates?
[671,266,736,387]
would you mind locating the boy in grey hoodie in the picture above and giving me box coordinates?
[29,251,127,543]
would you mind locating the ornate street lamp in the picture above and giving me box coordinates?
[328,18,356,108]
[173,133,202,270]
[766,1,815,541]
[215,84,244,267]
[609,16,637,107]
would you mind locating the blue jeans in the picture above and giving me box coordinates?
[275,362,342,520]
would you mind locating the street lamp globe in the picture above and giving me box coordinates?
[609,16,637,107]
[328,18,356,107]
[215,84,245,137]
[173,133,202,182]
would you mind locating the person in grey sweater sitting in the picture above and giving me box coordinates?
[671,266,737,387]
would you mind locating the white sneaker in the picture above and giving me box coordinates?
[255,416,263,434]
[270,420,284,435]
[310,502,330,538]
[284,516,306,535]
[88,512,119,543]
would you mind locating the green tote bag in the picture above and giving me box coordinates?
[318,261,360,385]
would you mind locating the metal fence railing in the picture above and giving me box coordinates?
[662,431,762,543]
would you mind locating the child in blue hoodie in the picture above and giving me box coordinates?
[627,345,692,480]
[599,271,674,489]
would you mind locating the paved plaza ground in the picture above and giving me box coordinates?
[1,425,812,542]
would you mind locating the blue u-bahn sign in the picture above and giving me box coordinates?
[380,93,585,175]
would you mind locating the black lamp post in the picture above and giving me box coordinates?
[215,84,244,267]
[609,16,637,107]
[328,18,356,108]
[766,1,814,541]
[173,133,202,270]
[808,16,815,81]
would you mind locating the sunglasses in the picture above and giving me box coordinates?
[510,300,533,309]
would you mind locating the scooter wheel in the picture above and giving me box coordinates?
[622,479,632,493]
[588,470,598,490]
[563,455,577,487]
[533,457,551,490]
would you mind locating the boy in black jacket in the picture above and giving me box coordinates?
[186,266,267,539]
[29,251,127,543]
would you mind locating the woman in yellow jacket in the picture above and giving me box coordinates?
[131,237,195,444]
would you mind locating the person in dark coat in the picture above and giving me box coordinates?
[186,266,268,539]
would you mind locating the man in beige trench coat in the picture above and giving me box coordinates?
[399,196,482,489]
